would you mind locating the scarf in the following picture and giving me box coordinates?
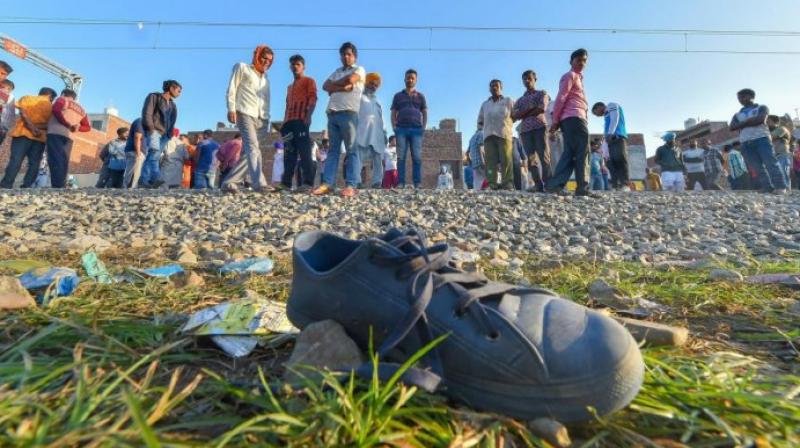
[252,45,272,75]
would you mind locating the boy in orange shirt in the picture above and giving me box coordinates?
[0,87,57,188]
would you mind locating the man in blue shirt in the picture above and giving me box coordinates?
[592,102,629,190]
[123,118,146,189]
[193,129,220,189]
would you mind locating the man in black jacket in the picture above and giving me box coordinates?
[140,80,181,188]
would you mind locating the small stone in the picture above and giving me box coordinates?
[615,317,689,347]
[494,249,509,261]
[711,246,729,256]
[142,247,165,261]
[0,275,36,310]
[788,301,800,315]
[176,247,198,265]
[708,269,744,283]
[479,241,500,258]
[173,271,205,288]
[130,237,147,248]
[566,246,588,257]
[588,279,617,300]
[527,418,571,448]
[284,320,366,383]
[60,235,112,254]
[490,258,509,268]
[4,227,24,239]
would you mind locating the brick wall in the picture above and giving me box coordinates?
[200,118,463,189]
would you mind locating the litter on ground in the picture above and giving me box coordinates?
[181,295,297,357]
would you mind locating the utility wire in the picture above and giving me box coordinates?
[2,15,800,37]
[23,46,800,55]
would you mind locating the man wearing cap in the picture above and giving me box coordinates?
[354,72,386,188]
[654,132,686,192]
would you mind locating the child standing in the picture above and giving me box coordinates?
[382,135,398,189]
[645,168,662,191]
[0,79,15,146]
[272,141,285,186]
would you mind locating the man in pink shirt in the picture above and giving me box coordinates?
[547,48,596,197]
[217,133,243,183]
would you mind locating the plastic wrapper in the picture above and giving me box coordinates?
[18,267,80,302]
[219,258,274,275]
[181,297,297,358]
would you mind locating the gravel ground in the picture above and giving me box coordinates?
[1,189,799,264]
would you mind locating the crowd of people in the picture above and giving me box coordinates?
[0,44,796,196]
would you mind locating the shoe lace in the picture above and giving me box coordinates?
[359,229,552,392]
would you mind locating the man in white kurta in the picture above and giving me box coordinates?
[354,73,386,188]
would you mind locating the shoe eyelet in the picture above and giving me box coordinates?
[486,331,501,342]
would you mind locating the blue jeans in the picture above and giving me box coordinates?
[741,137,787,191]
[323,111,359,188]
[0,136,45,188]
[395,127,424,187]
[193,170,215,189]
[140,131,166,186]
[776,153,792,188]
[590,173,604,191]
[46,134,73,188]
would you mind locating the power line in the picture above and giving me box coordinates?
[2,15,800,37]
[22,46,800,55]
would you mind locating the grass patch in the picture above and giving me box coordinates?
[0,249,798,446]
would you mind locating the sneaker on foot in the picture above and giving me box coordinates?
[295,184,312,194]
[575,189,601,198]
[773,188,788,195]
[340,186,358,197]
[312,184,333,196]
[286,228,645,422]
[273,183,291,193]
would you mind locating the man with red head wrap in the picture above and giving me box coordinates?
[222,45,274,192]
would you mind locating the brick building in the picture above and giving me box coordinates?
[194,118,463,189]
[0,108,129,186]
[646,120,740,169]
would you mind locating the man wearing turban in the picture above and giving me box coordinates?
[222,45,274,192]
[354,72,387,188]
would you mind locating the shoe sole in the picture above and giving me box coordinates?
[286,305,644,423]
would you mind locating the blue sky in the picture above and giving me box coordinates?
[2,0,799,154]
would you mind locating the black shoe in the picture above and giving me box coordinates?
[546,187,570,196]
[575,189,600,198]
[286,228,644,422]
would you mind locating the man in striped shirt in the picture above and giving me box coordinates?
[724,143,748,190]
